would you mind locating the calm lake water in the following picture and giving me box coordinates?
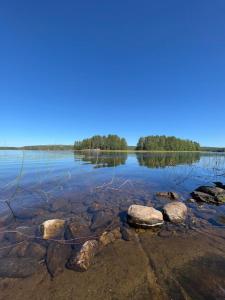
[0,150,225,299]
[1,150,225,226]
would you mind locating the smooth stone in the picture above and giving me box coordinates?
[99,227,121,247]
[163,202,187,223]
[46,242,71,277]
[0,257,39,278]
[156,192,179,200]
[67,240,99,272]
[127,205,164,227]
[40,219,66,240]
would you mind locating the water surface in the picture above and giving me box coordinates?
[0,150,225,299]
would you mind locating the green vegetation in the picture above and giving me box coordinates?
[74,135,128,150]
[136,135,200,151]
[21,145,74,150]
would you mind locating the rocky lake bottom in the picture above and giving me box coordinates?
[0,150,225,300]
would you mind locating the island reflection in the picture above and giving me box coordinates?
[136,152,201,168]
[74,151,128,168]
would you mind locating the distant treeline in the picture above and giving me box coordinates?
[201,146,225,152]
[0,145,74,150]
[74,135,128,150]
[136,136,200,151]
[22,145,74,150]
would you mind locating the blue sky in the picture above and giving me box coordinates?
[0,0,225,147]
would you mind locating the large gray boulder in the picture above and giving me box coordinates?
[127,205,164,227]
[163,202,187,223]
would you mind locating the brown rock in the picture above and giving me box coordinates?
[40,219,65,240]
[46,242,71,277]
[99,227,121,247]
[67,240,99,272]
[156,192,179,200]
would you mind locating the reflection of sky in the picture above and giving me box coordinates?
[0,151,225,199]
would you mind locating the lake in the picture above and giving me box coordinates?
[0,150,225,299]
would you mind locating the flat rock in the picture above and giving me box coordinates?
[127,205,164,227]
[67,240,99,272]
[46,242,71,277]
[4,226,37,243]
[40,219,66,240]
[196,186,225,197]
[0,257,39,278]
[156,192,179,200]
[163,202,187,223]
[9,241,46,260]
[191,191,224,204]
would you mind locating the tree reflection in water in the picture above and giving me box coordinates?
[136,152,201,168]
[74,151,128,168]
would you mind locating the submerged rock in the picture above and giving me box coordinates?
[0,202,14,227]
[214,182,225,189]
[67,240,99,272]
[191,191,216,204]
[120,226,138,241]
[40,219,66,240]
[127,205,164,227]
[9,241,46,260]
[46,242,71,277]
[0,257,40,278]
[65,216,91,240]
[191,186,225,204]
[163,202,187,223]
[196,186,225,197]
[156,192,179,200]
[99,227,121,247]
[91,210,113,232]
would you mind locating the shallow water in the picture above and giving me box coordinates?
[0,150,225,299]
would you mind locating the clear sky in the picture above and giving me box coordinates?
[0,0,225,147]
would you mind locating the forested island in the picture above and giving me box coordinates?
[136,136,200,151]
[74,135,201,151]
[74,135,128,150]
